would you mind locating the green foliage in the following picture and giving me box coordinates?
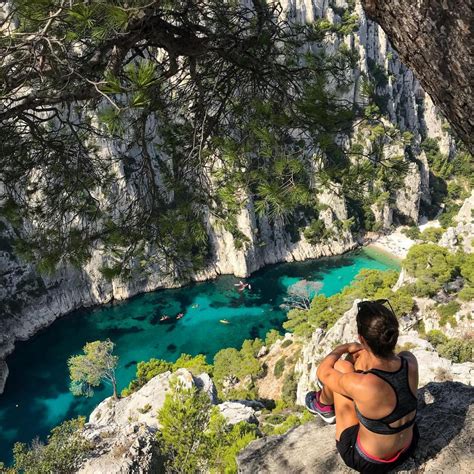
[421,139,453,180]
[426,331,472,363]
[281,372,298,406]
[121,358,172,397]
[158,383,215,473]
[262,411,313,436]
[172,353,212,376]
[459,286,474,301]
[437,301,461,323]
[157,383,258,473]
[273,357,287,379]
[265,329,282,347]
[402,226,421,240]
[419,227,444,243]
[3,0,374,278]
[212,421,259,474]
[378,287,415,318]
[438,339,473,363]
[439,203,461,228]
[403,244,458,296]
[426,330,448,348]
[68,339,118,399]
[460,253,474,286]
[10,417,90,473]
[122,353,212,397]
[303,219,327,245]
[137,403,152,414]
[281,339,293,348]
[213,339,264,399]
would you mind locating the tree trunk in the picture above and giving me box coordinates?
[112,379,119,400]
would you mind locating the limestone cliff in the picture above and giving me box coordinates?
[361,0,473,153]
[0,0,455,393]
[439,190,474,253]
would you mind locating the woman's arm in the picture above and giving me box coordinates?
[316,343,363,397]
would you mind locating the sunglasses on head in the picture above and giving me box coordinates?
[357,299,396,317]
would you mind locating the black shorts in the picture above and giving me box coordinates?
[336,424,419,474]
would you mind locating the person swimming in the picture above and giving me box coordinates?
[234,280,250,292]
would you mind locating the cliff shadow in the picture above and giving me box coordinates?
[393,381,474,472]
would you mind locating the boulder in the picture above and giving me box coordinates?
[79,425,164,474]
[218,401,260,426]
[89,371,172,429]
[238,381,474,473]
[81,369,217,473]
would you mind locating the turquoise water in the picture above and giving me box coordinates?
[0,249,398,461]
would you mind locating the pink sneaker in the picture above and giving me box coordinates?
[305,390,336,424]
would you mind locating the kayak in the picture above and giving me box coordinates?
[219,319,230,324]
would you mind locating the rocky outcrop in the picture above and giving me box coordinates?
[439,190,474,253]
[79,368,259,473]
[218,401,262,426]
[361,0,473,152]
[237,381,474,473]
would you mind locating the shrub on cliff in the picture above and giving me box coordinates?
[419,227,444,243]
[403,244,459,296]
[122,354,212,397]
[426,330,472,363]
[438,339,473,364]
[213,339,264,399]
[172,353,213,376]
[437,301,461,326]
[157,383,258,473]
[402,226,421,240]
[7,417,90,473]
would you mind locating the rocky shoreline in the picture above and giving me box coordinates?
[0,231,356,395]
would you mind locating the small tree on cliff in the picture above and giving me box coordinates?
[68,339,119,400]
[282,280,323,310]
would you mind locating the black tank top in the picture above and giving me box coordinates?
[355,356,418,435]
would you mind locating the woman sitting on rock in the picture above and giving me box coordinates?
[305,299,419,473]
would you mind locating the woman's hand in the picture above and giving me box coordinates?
[346,342,363,354]
[332,342,363,355]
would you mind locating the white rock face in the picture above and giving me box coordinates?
[394,162,422,224]
[439,190,474,253]
[218,401,260,425]
[0,360,8,394]
[88,369,216,430]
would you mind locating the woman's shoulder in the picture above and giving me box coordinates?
[397,351,418,366]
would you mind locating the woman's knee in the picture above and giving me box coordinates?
[334,359,354,373]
